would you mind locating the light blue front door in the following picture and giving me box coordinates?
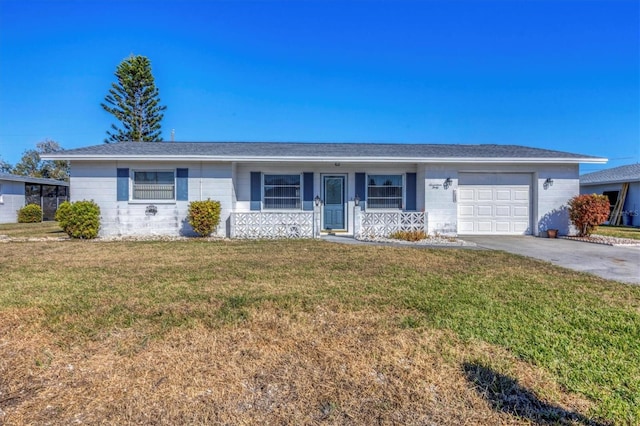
[323,176,345,230]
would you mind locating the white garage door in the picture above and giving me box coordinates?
[458,182,530,235]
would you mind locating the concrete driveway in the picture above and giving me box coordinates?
[462,236,640,285]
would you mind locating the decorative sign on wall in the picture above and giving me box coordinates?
[428,183,442,189]
[145,205,158,216]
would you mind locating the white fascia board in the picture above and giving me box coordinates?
[42,154,609,164]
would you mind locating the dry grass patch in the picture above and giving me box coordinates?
[1,239,638,424]
[1,305,597,425]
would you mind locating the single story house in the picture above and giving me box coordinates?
[0,172,70,223]
[42,142,605,238]
[580,163,640,227]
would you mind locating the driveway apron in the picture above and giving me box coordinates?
[463,236,640,285]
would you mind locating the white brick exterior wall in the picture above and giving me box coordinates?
[0,181,25,224]
[70,161,233,237]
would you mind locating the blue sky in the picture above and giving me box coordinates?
[0,0,638,173]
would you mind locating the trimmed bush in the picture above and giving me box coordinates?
[388,230,427,242]
[188,199,221,237]
[55,201,72,231]
[568,194,610,237]
[56,200,101,239]
[17,204,43,223]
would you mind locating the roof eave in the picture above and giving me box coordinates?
[42,154,608,164]
[581,179,640,186]
[0,175,69,186]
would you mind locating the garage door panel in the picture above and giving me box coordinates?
[495,190,512,200]
[513,206,529,218]
[514,190,529,201]
[458,189,474,201]
[477,190,493,201]
[458,183,530,235]
[477,205,492,216]
[458,205,474,217]
[495,205,510,216]
[477,221,492,232]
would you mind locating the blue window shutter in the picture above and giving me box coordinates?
[355,173,365,210]
[406,172,417,211]
[117,168,129,201]
[250,172,261,211]
[303,172,314,211]
[176,168,188,201]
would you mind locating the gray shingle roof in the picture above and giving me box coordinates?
[0,172,69,186]
[42,141,604,162]
[580,163,640,185]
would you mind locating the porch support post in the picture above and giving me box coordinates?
[424,212,429,235]
[314,203,321,238]
[353,205,362,239]
[229,213,236,238]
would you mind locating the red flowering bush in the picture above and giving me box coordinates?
[567,194,610,237]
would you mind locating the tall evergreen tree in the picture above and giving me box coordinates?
[101,55,167,143]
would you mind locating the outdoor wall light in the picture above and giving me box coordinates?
[544,178,554,189]
[354,195,360,206]
[443,177,453,189]
[315,195,321,206]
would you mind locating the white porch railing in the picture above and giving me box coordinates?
[230,209,427,240]
[355,210,427,239]
[231,212,314,239]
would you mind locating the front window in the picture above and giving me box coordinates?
[133,171,175,200]
[367,174,403,209]
[264,174,301,209]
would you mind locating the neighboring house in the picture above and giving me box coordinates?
[42,142,605,238]
[580,163,640,227]
[0,173,70,223]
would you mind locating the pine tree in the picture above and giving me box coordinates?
[101,55,167,143]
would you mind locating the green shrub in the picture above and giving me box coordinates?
[568,194,610,237]
[56,200,101,239]
[17,204,43,223]
[388,230,427,241]
[55,201,72,231]
[187,199,221,237]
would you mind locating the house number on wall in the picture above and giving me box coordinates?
[145,205,158,216]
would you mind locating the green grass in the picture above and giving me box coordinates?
[595,224,640,240]
[0,221,66,238]
[1,239,639,424]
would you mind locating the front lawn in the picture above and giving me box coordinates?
[1,240,638,424]
[0,221,65,238]
[595,224,640,240]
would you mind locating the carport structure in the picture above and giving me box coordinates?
[0,173,69,222]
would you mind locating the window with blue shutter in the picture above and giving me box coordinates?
[303,172,314,211]
[250,172,261,211]
[176,168,188,201]
[117,168,129,201]
[355,173,365,210]
[406,172,417,211]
